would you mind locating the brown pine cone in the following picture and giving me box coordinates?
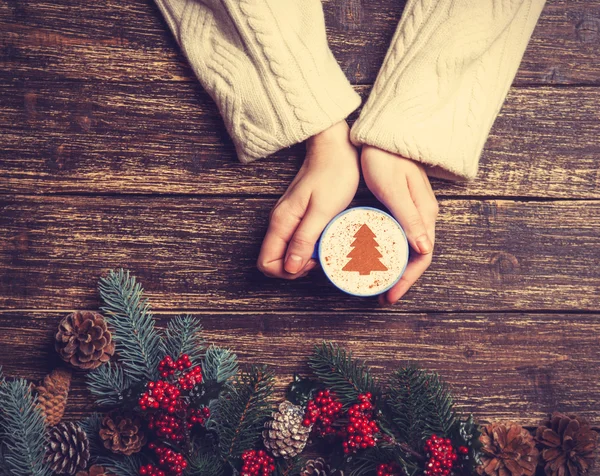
[477,422,539,476]
[536,412,598,476]
[301,457,344,476]
[34,367,72,426]
[263,400,311,459]
[55,311,115,370]
[75,465,115,476]
[45,422,90,475]
[99,413,146,456]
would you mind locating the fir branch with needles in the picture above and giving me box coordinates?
[202,345,238,385]
[87,362,131,407]
[164,315,205,365]
[213,365,274,466]
[99,269,165,382]
[80,412,103,460]
[187,452,225,476]
[0,379,51,476]
[387,366,456,451]
[95,454,145,476]
[308,342,379,407]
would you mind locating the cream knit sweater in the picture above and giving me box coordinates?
[156,0,546,180]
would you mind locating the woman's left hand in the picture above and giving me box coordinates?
[360,145,439,305]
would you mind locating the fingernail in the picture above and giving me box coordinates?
[378,294,394,307]
[285,254,304,274]
[416,235,433,254]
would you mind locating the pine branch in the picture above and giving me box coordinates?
[213,365,274,465]
[80,413,103,460]
[164,315,205,365]
[87,362,131,407]
[0,379,51,476]
[95,454,144,476]
[308,342,378,407]
[387,366,456,451]
[186,452,224,476]
[202,345,238,384]
[99,269,165,382]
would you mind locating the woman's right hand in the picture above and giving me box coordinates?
[257,121,360,279]
[360,145,439,305]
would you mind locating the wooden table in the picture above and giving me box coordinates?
[1,0,599,467]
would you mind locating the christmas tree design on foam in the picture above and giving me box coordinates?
[342,224,388,275]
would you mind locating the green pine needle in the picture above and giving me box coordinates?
[99,269,165,382]
[202,345,238,384]
[387,366,456,450]
[80,413,103,460]
[186,452,225,476]
[0,379,51,476]
[213,365,274,465]
[95,454,144,476]
[87,362,131,407]
[308,342,378,407]
[164,315,205,365]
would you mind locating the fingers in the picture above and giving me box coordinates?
[284,203,332,274]
[382,179,433,255]
[382,251,433,305]
[257,203,302,279]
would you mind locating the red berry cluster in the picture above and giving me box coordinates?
[178,365,202,390]
[377,462,402,476]
[139,443,188,476]
[188,407,211,427]
[158,355,192,378]
[240,449,275,476]
[342,393,378,454]
[423,435,458,476]
[147,412,185,442]
[302,389,343,436]
[139,380,183,414]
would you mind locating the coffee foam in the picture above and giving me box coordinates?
[319,208,409,296]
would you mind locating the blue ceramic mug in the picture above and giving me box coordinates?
[314,207,409,297]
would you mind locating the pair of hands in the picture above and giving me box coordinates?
[257,121,438,305]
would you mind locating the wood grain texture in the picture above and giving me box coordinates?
[1,0,599,85]
[1,84,599,198]
[1,196,598,312]
[1,311,599,428]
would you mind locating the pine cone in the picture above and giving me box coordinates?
[34,367,72,426]
[300,457,344,476]
[477,422,539,476]
[45,422,90,475]
[536,412,598,476]
[55,311,115,370]
[75,465,115,476]
[262,400,311,458]
[99,413,146,456]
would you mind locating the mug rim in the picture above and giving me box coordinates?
[318,206,409,297]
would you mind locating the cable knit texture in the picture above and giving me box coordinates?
[154,0,361,163]
[350,0,546,180]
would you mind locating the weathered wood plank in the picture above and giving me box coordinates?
[1,0,599,85]
[1,196,598,312]
[1,311,599,428]
[1,84,599,198]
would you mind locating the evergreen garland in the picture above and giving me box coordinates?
[308,342,378,407]
[164,315,205,366]
[87,362,131,407]
[95,454,144,476]
[213,365,275,466]
[187,452,225,476]
[0,379,51,476]
[80,412,103,460]
[99,269,165,382]
[202,345,239,384]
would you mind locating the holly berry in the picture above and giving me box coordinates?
[377,462,402,476]
[302,389,343,436]
[240,449,275,476]
[178,365,202,390]
[458,445,469,455]
[342,393,378,454]
[158,354,193,379]
[139,380,183,413]
[144,442,187,476]
[147,411,185,442]
[423,435,458,476]
[188,407,211,428]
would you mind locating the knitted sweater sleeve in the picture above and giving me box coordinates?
[350,0,546,181]
[154,0,361,164]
